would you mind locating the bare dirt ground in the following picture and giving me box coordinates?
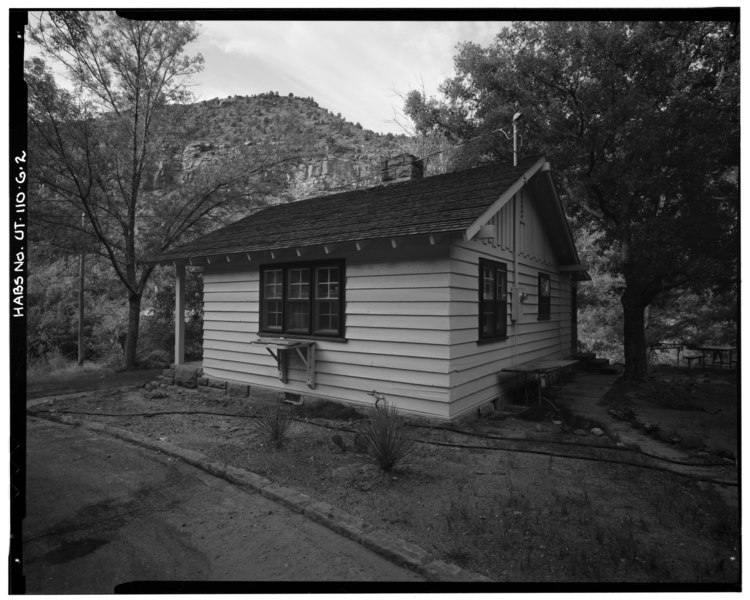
[601,366,738,461]
[27,366,739,584]
[26,367,162,400]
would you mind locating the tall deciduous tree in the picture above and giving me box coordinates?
[27,11,304,368]
[405,20,739,379]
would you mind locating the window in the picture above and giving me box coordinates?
[260,260,345,338]
[478,259,507,341]
[538,272,551,320]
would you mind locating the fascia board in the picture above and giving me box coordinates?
[541,169,583,266]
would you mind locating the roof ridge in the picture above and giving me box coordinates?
[257,155,545,211]
[148,155,554,264]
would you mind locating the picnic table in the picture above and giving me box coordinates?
[503,359,579,406]
[647,343,683,365]
[697,345,737,370]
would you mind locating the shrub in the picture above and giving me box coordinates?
[140,349,171,369]
[358,398,414,472]
[254,399,292,449]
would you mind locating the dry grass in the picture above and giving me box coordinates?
[26,358,160,400]
[27,354,111,381]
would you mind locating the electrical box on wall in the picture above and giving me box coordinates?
[511,287,522,322]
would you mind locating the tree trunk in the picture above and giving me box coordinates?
[124,292,142,369]
[621,288,648,380]
[77,247,85,366]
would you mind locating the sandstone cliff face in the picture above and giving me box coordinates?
[289,156,382,199]
[146,143,381,199]
[146,141,225,190]
[140,91,408,197]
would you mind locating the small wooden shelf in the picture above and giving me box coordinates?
[253,338,317,389]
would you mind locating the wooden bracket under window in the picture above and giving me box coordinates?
[253,338,317,389]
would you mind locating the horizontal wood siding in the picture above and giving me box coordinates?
[447,190,575,417]
[558,274,573,356]
[200,243,453,419]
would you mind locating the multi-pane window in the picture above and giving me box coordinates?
[286,268,310,332]
[538,272,551,321]
[262,269,283,331]
[314,266,341,334]
[260,261,344,338]
[478,259,508,341]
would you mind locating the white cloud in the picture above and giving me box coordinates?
[187,19,505,134]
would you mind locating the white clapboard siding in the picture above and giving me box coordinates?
[203,312,257,324]
[348,301,448,316]
[347,314,449,331]
[202,359,451,418]
[347,271,448,289]
[347,287,448,303]
[345,326,448,345]
[199,252,454,417]
[323,339,450,360]
[202,301,255,313]
[320,348,449,373]
[204,346,449,387]
[202,320,256,333]
[202,356,277,378]
[204,268,260,283]
[200,280,256,293]
[447,212,574,409]
[203,329,255,344]
[203,290,258,304]
[557,275,573,354]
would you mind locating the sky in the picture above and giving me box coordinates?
[184,19,506,135]
[21,13,506,134]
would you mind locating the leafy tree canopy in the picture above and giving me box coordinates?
[27,11,309,368]
[405,20,739,378]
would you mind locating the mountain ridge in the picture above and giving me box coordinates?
[150,91,414,199]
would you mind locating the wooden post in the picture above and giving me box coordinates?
[174,262,185,366]
[77,213,85,366]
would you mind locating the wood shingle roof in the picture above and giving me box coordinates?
[150,155,569,264]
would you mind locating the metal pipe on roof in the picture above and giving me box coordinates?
[512,112,523,167]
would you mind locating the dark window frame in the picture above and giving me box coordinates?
[259,259,346,340]
[478,258,508,343]
[538,272,551,321]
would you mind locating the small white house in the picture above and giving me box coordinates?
[150,155,589,420]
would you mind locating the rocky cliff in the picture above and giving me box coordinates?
[145,92,408,199]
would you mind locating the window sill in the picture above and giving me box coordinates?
[257,332,347,344]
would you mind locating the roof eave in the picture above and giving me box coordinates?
[541,167,585,268]
[145,229,466,267]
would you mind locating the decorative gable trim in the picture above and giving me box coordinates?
[464,156,547,242]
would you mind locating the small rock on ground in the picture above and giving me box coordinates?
[330,463,381,482]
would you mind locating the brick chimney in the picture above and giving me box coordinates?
[380,154,424,184]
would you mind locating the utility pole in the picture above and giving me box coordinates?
[77,212,85,366]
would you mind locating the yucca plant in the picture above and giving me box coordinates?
[358,398,415,472]
[254,399,292,449]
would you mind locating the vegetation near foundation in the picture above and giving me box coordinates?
[254,399,293,449]
[358,397,415,472]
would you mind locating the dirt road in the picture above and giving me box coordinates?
[23,418,423,593]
